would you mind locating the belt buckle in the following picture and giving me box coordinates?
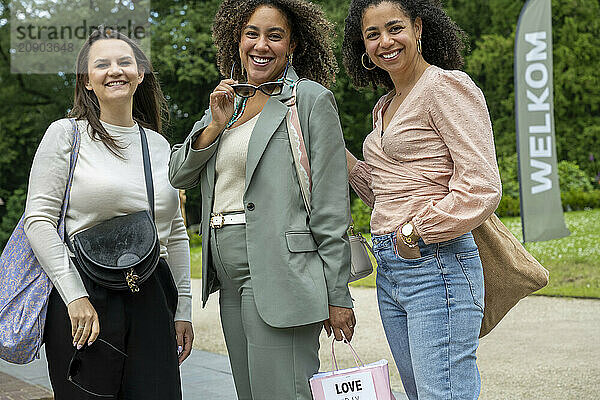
[211,213,225,229]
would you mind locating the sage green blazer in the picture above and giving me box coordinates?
[168,67,352,328]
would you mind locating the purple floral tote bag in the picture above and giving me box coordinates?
[0,119,80,364]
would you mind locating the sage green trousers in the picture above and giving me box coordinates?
[209,225,322,400]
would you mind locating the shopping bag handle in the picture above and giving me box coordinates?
[331,339,365,371]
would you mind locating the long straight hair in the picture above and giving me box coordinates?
[69,27,168,156]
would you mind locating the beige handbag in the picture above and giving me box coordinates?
[473,214,549,337]
[348,225,374,283]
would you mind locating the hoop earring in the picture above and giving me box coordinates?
[361,53,376,71]
[288,53,294,65]
[417,38,422,54]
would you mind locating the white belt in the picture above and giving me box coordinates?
[210,213,246,228]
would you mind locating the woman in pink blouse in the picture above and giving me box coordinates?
[342,1,501,399]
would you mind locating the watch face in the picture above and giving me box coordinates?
[401,223,413,237]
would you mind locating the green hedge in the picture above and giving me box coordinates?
[496,195,521,217]
[350,197,372,233]
[561,190,600,211]
[498,190,600,217]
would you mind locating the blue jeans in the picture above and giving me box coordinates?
[372,231,484,400]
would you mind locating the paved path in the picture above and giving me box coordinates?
[0,346,239,399]
[0,346,405,399]
[0,371,52,400]
[191,281,600,400]
[2,279,597,399]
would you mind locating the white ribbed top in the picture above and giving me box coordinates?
[23,119,192,322]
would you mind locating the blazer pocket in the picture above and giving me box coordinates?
[285,231,318,253]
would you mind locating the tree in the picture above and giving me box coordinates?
[449,0,600,178]
[0,0,75,245]
[1,0,599,243]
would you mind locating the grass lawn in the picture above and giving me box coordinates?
[500,209,600,298]
[190,246,202,279]
[190,209,600,298]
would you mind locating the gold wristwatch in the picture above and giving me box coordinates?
[400,221,419,248]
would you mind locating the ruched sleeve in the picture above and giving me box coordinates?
[349,160,375,208]
[412,71,502,243]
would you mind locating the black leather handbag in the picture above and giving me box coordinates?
[66,126,160,293]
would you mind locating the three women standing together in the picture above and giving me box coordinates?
[23,0,500,399]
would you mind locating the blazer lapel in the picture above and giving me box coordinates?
[245,98,288,194]
[244,66,300,193]
[207,147,217,194]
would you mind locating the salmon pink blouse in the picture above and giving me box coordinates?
[349,65,502,244]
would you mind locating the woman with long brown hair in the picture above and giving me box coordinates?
[23,28,193,399]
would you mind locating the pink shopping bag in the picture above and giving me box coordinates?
[310,340,396,400]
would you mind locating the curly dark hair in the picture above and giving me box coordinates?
[212,0,338,88]
[342,0,468,90]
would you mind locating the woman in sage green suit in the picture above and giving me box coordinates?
[168,0,355,399]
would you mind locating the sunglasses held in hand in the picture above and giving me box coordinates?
[229,62,288,98]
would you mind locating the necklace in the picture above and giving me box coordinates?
[225,97,248,129]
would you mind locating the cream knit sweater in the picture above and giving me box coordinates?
[24,119,192,322]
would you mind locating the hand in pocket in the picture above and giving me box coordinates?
[395,230,422,260]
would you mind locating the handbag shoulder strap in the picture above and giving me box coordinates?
[284,79,312,214]
[63,119,81,250]
[139,126,155,219]
[63,119,82,214]
[65,122,155,252]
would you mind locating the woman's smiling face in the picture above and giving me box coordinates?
[361,1,422,77]
[85,39,143,105]
[239,5,296,86]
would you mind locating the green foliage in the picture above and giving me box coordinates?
[1,0,599,240]
[0,188,26,246]
[187,228,202,248]
[0,0,75,246]
[561,190,600,212]
[558,160,594,192]
[464,33,516,157]
[497,153,520,198]
[496,195,521,218]
[151,0,222,144]
[350,197,372,233]
[552,1,600,177]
